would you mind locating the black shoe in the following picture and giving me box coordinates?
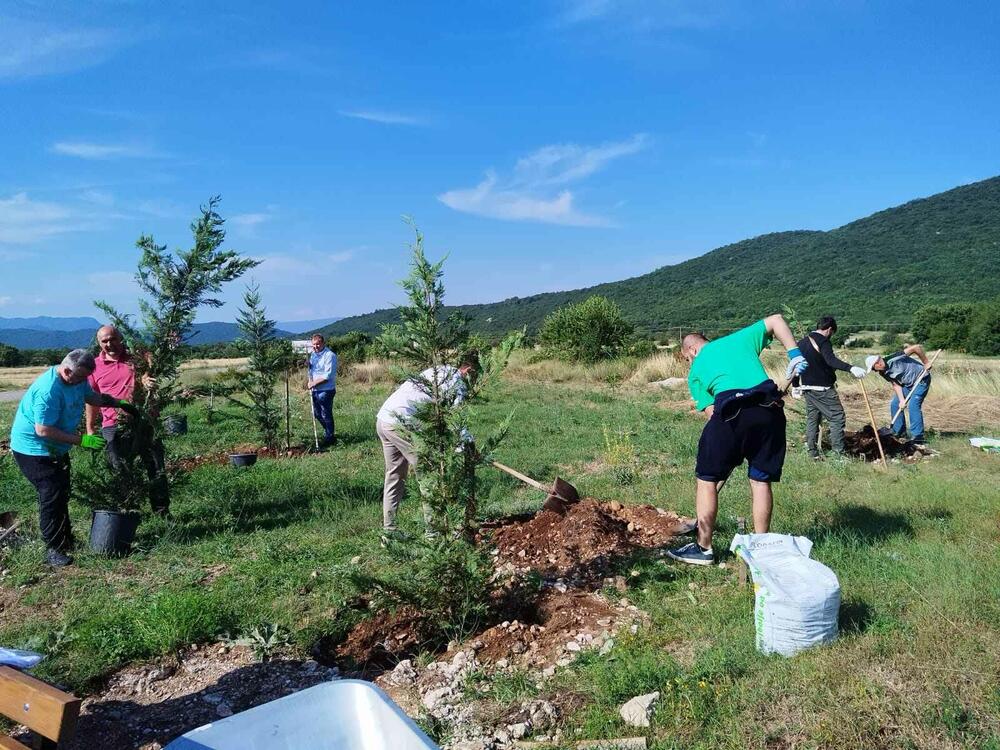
[46,548,73,567]
[321,437,337,448]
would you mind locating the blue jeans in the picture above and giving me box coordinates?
[311,389,336,442]
[889,377,930,441]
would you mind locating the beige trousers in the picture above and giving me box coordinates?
[376,419,425,530]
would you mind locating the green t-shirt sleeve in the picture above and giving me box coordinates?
[688,370,713,411]
[738,319,772,355]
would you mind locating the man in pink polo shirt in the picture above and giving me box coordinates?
[86,325,170,515]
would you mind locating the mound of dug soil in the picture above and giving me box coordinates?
[844,426,930,462]
[33,643,341,750]
[332,606,429,671]
[486,499,692,581]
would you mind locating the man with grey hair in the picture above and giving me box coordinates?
[10,349,135,567]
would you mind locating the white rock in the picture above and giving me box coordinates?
[422,686,453,711]
[542,666,556,677]
[619,691,660,728]
[215,702,234,718]
[508,722,530,739]
[565,641,581,652]
[651,377,686,389]
[599,638,615,655]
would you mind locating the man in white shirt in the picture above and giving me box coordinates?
[376,355,477,532]
[307,334,338,447]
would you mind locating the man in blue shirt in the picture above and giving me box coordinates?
[10,349,131,567]
[307,334,338,448]
[865,343,933,444]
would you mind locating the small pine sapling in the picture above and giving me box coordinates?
[225,283,295,450]
[95,197,259,433]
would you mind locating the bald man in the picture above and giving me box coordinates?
[86,325,170,515]
[665,314,808,566]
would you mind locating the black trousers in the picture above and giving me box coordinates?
[103,426,170,513]
[13,451,73,551]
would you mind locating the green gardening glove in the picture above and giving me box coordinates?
[80,434,107,451]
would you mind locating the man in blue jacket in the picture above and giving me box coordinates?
[10,349,133,566]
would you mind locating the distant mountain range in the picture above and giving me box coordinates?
[0,319,294,350]
[321,175,1000,337]
[0,316,102,331]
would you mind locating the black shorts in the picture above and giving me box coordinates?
[695,403,787,483]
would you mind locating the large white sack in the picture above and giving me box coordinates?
[730,533,840,657]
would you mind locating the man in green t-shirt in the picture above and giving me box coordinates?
[666,314,808,566]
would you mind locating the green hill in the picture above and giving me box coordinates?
[322,176,1000,338]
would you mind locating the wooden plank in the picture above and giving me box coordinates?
[0,735,31,750]
[0,667,80,742]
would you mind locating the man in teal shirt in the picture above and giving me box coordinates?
[666,315,807,566]
[10,349,131,567]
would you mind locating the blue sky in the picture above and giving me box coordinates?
[1,0,998,323]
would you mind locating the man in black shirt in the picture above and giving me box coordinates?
[796,316,867,458]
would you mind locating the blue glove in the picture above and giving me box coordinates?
[785,347,808,381]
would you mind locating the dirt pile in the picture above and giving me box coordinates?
[28,643,341,750]
[332,606,429,671]
[473,589,644,672]
[486,499,692,581]
[844,426,929,462]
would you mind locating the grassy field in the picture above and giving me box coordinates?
[2,355,999,749]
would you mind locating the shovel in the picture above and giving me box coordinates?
[491,461,581,514]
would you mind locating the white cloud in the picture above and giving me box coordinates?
[554,0,724,30]
[51,141,159,160]
[438,134,647,227]
[86,271,136,289]
[255,250,355,277]
[0,249,38,261]
[0,192,79,243]
[230,213,270,228]
[0,296,12,306]
[339,110,426,126]
[0,20,116,79]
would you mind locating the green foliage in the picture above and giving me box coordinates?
[228,622,289,662]
[224,284,295,449]
[539,295,637,363]
[968,304,1000,356]
[846,336,874,349]
[0,343,17,367]
[71,410,161,512]
[911,301,1000,354]
[94,197,259,431]
[377,220,522,540]
[349,535,497,645]
[602,425,638,486]
[324,331,371,372]
[321,176,1000,337]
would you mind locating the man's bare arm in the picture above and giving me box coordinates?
[903,343,929,366]
[85,403,101,435]
[35,424,82,446]
[763,314,799,352]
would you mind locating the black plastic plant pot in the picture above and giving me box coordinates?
[163,415,188,435]
[89,510,141,558]
[230,452,258,467]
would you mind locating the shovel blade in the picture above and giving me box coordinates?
[541,476,581,514]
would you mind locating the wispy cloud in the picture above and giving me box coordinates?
[230,213,271,228]
[438,134,647,227]
[0,19,117,79]
[339,110,427,126]
[553,0,726,30]
[51,141,161,160]
[0,192,81,243]
[255,250,356,276]
[0,296,12,306]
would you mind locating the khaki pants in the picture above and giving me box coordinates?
[376,419,430,530]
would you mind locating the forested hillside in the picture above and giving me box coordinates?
[322,176,1000,337]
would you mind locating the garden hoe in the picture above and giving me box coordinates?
[491,461,580,514]
[306,387,320,453]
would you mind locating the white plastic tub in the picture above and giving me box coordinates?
[164,679,439,750]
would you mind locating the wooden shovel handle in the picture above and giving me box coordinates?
[491,461,551,494]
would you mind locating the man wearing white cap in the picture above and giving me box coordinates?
[865,344,932,444]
